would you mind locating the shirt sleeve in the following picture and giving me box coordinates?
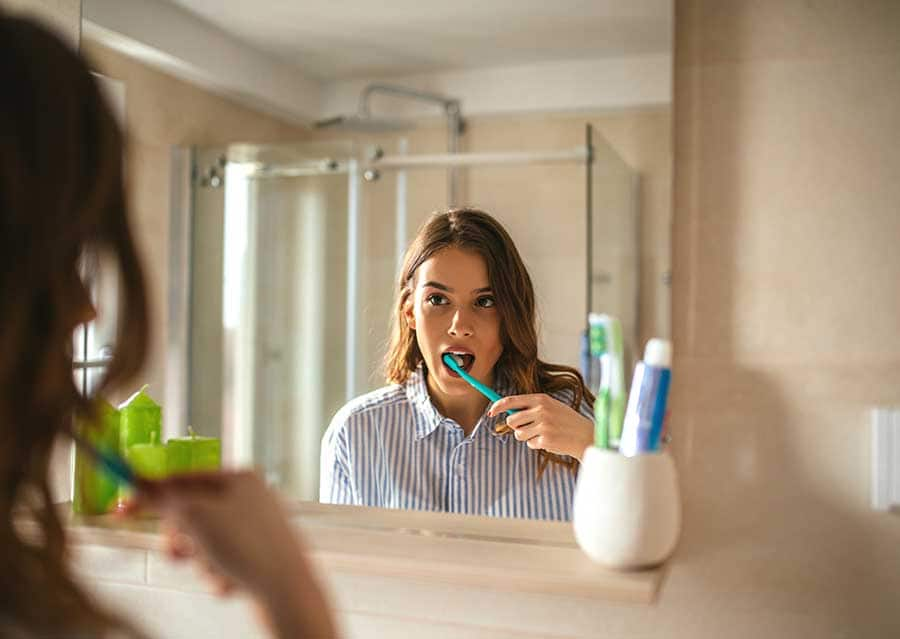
[319,412,356,505]
[577,395,594,421]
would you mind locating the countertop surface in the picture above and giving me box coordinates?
[49,501,667,604]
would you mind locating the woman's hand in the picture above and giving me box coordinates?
[488,394,593,461]
[132,471,338,639]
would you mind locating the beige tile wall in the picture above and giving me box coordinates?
[80,41,309,409]
[667,0,900,635]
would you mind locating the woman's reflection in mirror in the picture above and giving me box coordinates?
[320,209,595,520]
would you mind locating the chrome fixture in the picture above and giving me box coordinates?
[315,83,465,204]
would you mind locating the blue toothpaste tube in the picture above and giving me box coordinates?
[619,338,672,456]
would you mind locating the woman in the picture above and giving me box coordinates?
[0,14,335,638]
[321,209,594,520]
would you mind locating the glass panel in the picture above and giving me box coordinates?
[590,129,640,374]
[84,366,106,398]
[190,141,358,500]
[85,254,119,363]
[189,146,228,449]
[72,325,85,366]
[355,142,416,396]
[72,251,116,397]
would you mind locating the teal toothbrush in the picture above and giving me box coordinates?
[442,353,519,414]
[69,429,141,488]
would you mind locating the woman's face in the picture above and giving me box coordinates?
[405,247,503,399]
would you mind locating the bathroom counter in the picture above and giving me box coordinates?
[50,501,664,602]
[33,502,671,638]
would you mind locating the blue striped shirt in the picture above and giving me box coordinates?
[319,366,593,521]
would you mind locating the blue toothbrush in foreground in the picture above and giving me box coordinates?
[69,429,141,488]
[442,353,519,415]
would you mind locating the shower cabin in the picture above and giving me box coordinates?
[166,108,639,502]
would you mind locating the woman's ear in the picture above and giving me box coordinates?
[403,297,416,331]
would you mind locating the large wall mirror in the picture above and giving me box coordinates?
[83,0,672,518]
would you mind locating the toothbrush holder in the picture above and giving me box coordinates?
[573,446,681,570]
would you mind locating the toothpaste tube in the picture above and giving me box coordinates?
[619,338,672,456]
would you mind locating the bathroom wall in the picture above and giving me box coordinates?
[668,0,900,634]
[80,41,309,408]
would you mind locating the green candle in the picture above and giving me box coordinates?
[167,426,221,475]
[73,399,120,514]
[124,431,168,479]
[118,384,162,454]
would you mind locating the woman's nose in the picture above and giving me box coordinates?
[448,308,474,337]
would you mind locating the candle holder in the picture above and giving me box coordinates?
[572,446,681,570]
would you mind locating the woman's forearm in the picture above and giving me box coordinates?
[258,556,339,639]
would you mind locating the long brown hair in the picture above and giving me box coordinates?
[0,14,149,636]
[384,208,594,475]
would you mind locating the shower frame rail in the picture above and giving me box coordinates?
[370,147,589,170]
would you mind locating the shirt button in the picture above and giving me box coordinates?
[456,464,465,478]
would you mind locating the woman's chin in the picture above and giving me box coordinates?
[429,368,468,393]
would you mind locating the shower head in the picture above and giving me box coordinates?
[313,114,413,133]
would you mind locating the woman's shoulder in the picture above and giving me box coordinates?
[329,383,409,429]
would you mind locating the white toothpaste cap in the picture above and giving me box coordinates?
[643,338,672,368]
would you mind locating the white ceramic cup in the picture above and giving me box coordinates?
[573,446,681,570]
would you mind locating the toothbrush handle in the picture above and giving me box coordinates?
[469,377,519,414]
[69,429,139,487]
[443,354,519,414]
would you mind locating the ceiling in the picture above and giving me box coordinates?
[165,0,672,81]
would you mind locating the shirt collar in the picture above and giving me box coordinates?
[405,366,445,440]
[404,365,517,442]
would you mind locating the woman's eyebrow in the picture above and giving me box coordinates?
[421,282,492,294]
[422,280,452,292]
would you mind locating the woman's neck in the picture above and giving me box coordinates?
[425,375,491,436]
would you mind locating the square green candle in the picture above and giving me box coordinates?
[167,426,221,474]
[118,384,162,453]
[123,431,168,480]
[73,399,120,514]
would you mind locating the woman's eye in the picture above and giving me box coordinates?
[426,293,449,306]
[476,296,496,308]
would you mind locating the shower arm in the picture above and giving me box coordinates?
[358,84,462,147]
[359,84,458,118]
[359,83,463,203]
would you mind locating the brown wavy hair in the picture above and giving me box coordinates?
[0,14,149,637]
[384,208,594,476]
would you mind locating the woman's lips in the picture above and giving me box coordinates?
[442,351,475,377]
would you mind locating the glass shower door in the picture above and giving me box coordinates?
[589,128,640,372]
[189,141,357,500]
